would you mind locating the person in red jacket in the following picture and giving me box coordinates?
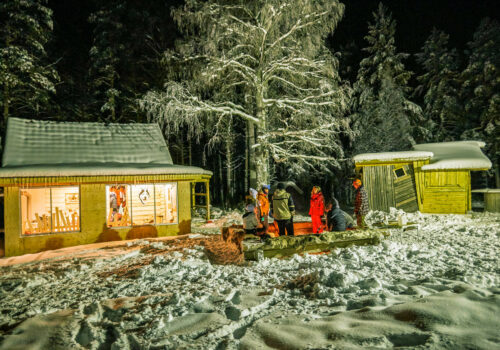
[309,186,325,234]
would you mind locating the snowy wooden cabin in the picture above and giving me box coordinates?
[353,141,492,214]
[0,118,212,257]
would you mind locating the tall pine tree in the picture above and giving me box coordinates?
[352,3,421,154]
[0,0,59,127]
[460,18,500,186]
[415,29,462,142]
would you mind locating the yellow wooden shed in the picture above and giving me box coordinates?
[354,141,492,214]
[0,118,212,257]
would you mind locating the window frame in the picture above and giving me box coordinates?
[105,182,179,228]
[19,185,81,236]
[393,166,407,179]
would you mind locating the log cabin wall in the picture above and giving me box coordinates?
[419,170,471,214]
[2,178,197,257]
[362,165,395,212]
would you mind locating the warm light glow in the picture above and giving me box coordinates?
[106,185,131,227]
[21,187,80,235]
[155,183,178,224]
[106,183,178,227]
[131,184,155,226]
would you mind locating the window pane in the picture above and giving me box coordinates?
[21,188,51,235]
[131,184,155,225]
[51,187,80,232]
[106,185,131,227]
[155,183,178,224]
[394,168,406,178]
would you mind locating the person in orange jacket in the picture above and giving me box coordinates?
[257,185,270,234]
[309,186,325,234]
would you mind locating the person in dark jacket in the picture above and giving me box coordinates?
[271,182,295,236]
[353,178,369,228]
[309,186,325,234]
[327,197,346,232]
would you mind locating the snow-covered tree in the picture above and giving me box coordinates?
[352,3,421,154]
[139,0,352,187]
[0,0,59,126]
[460,18,500,186]
[415,29,462,142]
[88,3,125,122]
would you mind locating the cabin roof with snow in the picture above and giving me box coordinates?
[353,151,433,164]
[413,141,492,171]
[0,117,212,177]
[354,141,492,171]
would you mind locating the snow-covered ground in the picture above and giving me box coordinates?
[0,210,499,349]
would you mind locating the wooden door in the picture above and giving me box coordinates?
[363,165,395,212]
[392,164,419,212]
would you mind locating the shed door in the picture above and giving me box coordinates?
[363,165,395,212]
[392,164,419,212]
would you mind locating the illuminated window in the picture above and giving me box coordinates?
[105,183,178,227]
[21,187,80,235]
[106,185,131,227]
[155,183,178,224]
[131,184,155,226]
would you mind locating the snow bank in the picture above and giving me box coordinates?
[1,211,499,349]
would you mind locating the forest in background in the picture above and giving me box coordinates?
[0,0,498,208]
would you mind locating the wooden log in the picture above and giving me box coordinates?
[43,215,50,232]
[55,208,60,231]
[35,214,43,233]
[72,213,77,230]
[59,210,69,230]
[26,219,34,234]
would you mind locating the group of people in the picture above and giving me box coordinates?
[242,178,369,237]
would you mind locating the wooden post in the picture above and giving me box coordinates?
[191,182,196,212]
[205,180,210,221]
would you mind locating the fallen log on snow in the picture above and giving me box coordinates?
[242,229,387,260]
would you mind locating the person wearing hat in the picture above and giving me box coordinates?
[353,178,369,228]
[271,182,295,236]
[257,185,270,234]
[326,197,347,232]
[309,186,325,234]
[242,203,260,234]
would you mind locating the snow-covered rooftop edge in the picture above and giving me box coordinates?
[414,141,492,171]
[0,163,212,178]
[353,151,433,163]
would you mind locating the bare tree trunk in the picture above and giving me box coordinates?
[248,121,256,188]
[495,160,500,188]
[225,121,233,206]
[245,121,250,191]
[188,138,192,166]
[180,134,185,165]
[254,82,269,186]
[218,153,225,209]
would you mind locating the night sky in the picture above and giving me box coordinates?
[49,0,500,69]
[334,0,500,53]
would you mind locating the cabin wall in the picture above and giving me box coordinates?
[360,162,419,213]
[419,170,470,214]
[362,165,395,212]
[3,181,192,257]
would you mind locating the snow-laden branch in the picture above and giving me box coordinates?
[268,11,330,50]
[140,83,259,125]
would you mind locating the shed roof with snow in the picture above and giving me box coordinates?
[354,141,491,171]
[413,141,492,171]
[0,117,212,177]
